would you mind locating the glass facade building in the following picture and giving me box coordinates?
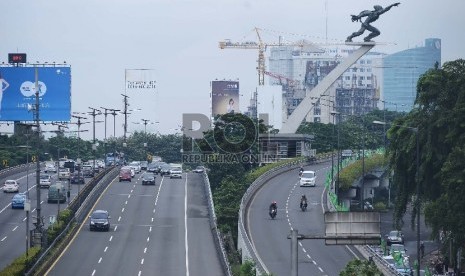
[383,38,441,112]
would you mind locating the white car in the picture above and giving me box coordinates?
[44,164,57,173]
[193,166,205,173]
[3,180,19,193]
[40,174,52,188]
[129,161,141,174]
[299,171,316,187]
[58,168,71,180]
[169,167,183,179]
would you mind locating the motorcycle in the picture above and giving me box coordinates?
[269,208,277,219]
[300,200,308,211]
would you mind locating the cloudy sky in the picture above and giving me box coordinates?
[1,0,463,140]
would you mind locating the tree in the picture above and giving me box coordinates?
[339,259,382,276]
[387,60,465,251]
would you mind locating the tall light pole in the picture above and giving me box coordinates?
[33,67,43,243]
[71,115,89,210]
[330,111,341,204]
[373,120,420,275]
[88,107,103,175]
[133,119,158,162]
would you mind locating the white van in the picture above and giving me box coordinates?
[299,171,316,187]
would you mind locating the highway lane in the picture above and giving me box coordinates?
[48,171,223,276]
[247,162,359,276]
[0,168,88,269]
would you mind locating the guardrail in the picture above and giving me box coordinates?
[26,167,118,276]
[0,163,40,180]
[202,172,232,276]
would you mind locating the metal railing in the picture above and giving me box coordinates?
[202,172,232,276]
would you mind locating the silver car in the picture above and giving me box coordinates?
[3,180,19,193]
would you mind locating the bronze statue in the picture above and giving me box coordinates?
[346,3,400,43]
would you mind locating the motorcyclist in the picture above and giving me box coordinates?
[299,166,304,177]
[269,201,278,216]
[300,194,308,209]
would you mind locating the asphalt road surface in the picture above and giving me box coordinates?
[247,161,362,276]
[0,167,87,269]
[47,171,223,276]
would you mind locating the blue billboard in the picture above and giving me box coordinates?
[0,67,71,121]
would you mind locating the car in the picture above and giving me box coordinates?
[47,182,67,203]
[386,230,404,245]
[58,168,71,180]
[70,172,85,184]
[89,210,111,231]
[129,161,141,174]
[389,243,407,256]
[299,171,316,187]
[160,164,171,176]
[11,193,26,209]
[44,163,57,173]
[39,174,53,188]
[364,201,374,210]
[82,165,95,177]
[141,173,156,185]
[193,166,205,173]
[119,166,132,182]
[3,180,19,193]
[169,167,182,179]
[147,163,158,173]
[140,161,148,170]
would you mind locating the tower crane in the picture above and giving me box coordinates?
[263,71,299,87]
[219,27,324,85]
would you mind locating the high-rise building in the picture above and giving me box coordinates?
[382,38,441,112]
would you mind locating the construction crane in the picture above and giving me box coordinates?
[219,27,324,85]
[263,71,299,87]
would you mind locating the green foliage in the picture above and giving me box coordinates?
[374,201,386,211]
[239,260,256,276]
[338,154,386,190]
[339,259,383,276]
[0,246,41,276]
[388,59,465,245]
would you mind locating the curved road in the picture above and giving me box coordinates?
[247,162,362,276]
[0,167,87,269]
[47,171,223,276]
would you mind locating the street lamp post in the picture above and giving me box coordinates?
[373,120,420,275]
[330,111,340,203]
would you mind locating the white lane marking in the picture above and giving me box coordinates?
[98,257,102,264]
[141,258,144,265]
[0,204,12,214]
[1,236,6,242]
[147,237,150,242]
[345,244,360,259]
[128,194,131,199]
[138,271,141,276]
[149,226,152,233]
[184,174,189,276]
[92,269,96,276]
[40,200,44,204]
[130,189,133,193]
[109,236,113,242]
[104,246,108,252]
[318,267,324,272]
[151,218,154,222]
[118,216,121,222]
[144,247,147,254]
[12,226,18,231]
[23,217,27,222]
[125,200,128,205]
[32,208,36,213]
[114,225,118,232]
[121,207,125,213]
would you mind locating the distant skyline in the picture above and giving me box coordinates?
[1,0,464,140]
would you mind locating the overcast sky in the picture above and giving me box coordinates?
[1,0,464,140]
